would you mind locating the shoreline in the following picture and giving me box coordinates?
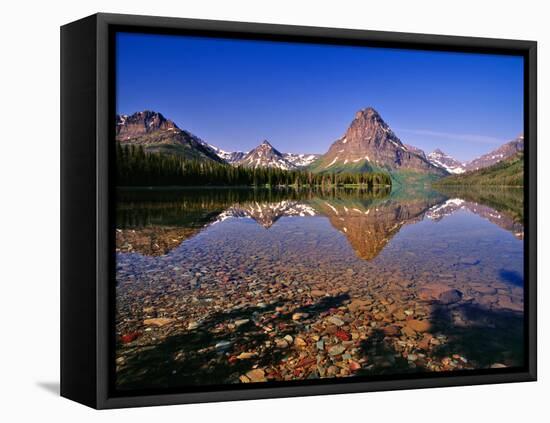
[432,184,523,188]
[116,184,393,191]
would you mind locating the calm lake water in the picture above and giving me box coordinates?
[115,186,524,390]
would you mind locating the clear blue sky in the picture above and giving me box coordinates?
[116,32,523,162]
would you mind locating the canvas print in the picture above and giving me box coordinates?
[114,32,525,392]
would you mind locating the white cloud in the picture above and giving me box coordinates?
[397,128,504,145]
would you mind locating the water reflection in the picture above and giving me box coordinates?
[115,186,525,390]
[116,186,523,259]
[432,186,524,239]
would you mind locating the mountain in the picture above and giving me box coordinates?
[309,107,447,176]
[464,136,524,171]
[235,140,297,170]
[435,152,524,187]
[427,149,466,174]
[206,145,320,168]
[404,144,427,159]
[283,153,321,168]
[418,136,524,177]
[206,145,247,164]
[116,111,225,163]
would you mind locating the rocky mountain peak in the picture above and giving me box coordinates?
[355,107,381,120]
[115,110,224,163]
[404,144,427,159]
[464,135,524,171]
[116,110,179,139]
[255,139,280,154]
[311,107,447,175]
[236,140,296,170]
[427,149,465,174]
[347,107,395,141]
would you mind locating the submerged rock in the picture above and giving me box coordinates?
[143,318,174,327]
[246,368,267,382]
[327,316,345,327]
[328,345,346,356]
[439,289,463,305]
[406,320,431,332]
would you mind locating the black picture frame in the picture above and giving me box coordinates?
[61,12,537,409]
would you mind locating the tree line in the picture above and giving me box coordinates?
[116,144,392,187]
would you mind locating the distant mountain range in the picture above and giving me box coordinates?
[283,152,321,168]
[434,151,524,187]
[206,145,246,165]
[198,142,320,169]
[427,149,466,174]
[233,140,296,170]
[116,111,319,170]
[463,136,524,171]
[419,137,524,175]
[116,109,524,178]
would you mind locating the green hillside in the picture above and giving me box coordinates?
[121,131,224,163]
[434,152,524,187]
[307,157,377,174]
[308,157,443,192]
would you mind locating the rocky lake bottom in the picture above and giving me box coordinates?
[114,187,524,390]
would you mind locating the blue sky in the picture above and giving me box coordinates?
[116,32,523,162]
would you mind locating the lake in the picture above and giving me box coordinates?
[114,186,524,390]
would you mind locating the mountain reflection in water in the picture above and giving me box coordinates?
[115,186,524,390]
[116,186,523,259]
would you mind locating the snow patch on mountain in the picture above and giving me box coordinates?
[283,153,321,167]
[464,136,524,171]
[427,149,466,174]
[236,140,297,170]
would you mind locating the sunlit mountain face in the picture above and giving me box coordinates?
[309,108,447,176]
